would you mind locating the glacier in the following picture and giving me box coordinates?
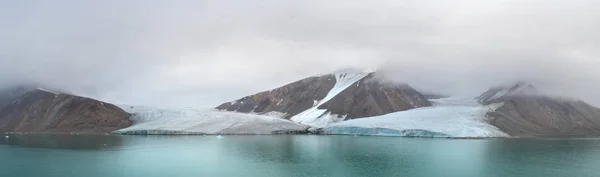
[322,97,509,138]
[290,69,371,128]
[322,127,450,137]
[113,106,309,135]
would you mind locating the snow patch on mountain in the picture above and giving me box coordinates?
[323,97,509,138]
[114,106,308,135]
[36,88,60,95]
[290,70,371,127]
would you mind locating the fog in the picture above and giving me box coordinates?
[1,0,599,107]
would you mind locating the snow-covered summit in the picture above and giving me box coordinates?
[36,88,60,95]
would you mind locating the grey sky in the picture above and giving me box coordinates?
[1,0,599,107]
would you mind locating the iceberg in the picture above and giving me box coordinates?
[113,106,309,135]
[322,97,509,138]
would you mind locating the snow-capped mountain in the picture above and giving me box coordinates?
[214,70,600,137]
[3,73,600,138]
[216,69,431,128]
[0,87,132,133]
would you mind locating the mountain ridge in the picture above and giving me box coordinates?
[216,69,431,128]
[0,88,132,133]
[479,82,600,137]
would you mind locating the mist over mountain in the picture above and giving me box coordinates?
[1,0,599,107]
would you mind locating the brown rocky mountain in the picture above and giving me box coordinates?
[0,88,132,133]
[216,74,337,119]
[479,83,600,137]
[315,73,431,119]
[216,70,431,127]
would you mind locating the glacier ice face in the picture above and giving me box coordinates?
[290,70,370,128]
[323,97,509,138]
[114,106,309,135]
[322,127,450,137]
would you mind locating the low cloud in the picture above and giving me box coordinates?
[1,0,599,107]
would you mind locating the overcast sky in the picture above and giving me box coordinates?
[1,0,599,107]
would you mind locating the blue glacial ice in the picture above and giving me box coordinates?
[322,97,509,138]
[322,127,450,137]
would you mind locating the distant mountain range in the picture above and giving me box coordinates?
[2,69,600,137]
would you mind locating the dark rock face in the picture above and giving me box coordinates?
[479,83,600,137]
[486,96,600,137]
[216,75,336,119]
[0,89,132,133]
[317,73,431,119]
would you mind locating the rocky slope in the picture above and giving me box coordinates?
[216,69,431,127]
[315,73,431,119]
[215,74,337,119]
[0,88,132,133]
[480,83,600,137]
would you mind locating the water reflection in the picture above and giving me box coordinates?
[2,135,600,177]
[0,134,124,150]
[482,139,600,177]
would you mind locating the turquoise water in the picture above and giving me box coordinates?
[1,135,600,177]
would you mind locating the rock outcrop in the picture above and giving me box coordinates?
[479,83,600,137]
[0,88,132,133]
[216,69,431,127]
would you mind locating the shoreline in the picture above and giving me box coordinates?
[3,131,600,140]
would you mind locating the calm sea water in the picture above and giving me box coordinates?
[1,134,600,177]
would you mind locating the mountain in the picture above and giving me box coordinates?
[477,82,537,104]
[0,88,132,133]
[322,82,600,138]
[479,83,600,137]
[0,86,35,110]
[216,69,431,127]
